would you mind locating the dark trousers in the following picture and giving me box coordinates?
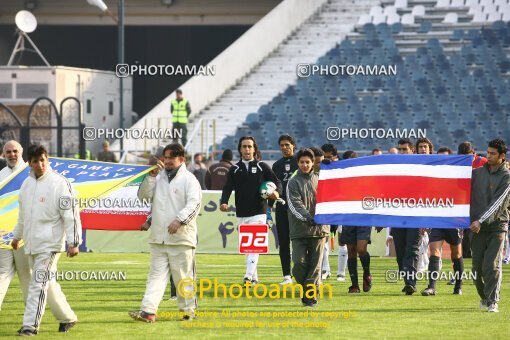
[292,237,326,298]
[275,205,291,277]
[173,122,188,146]
[462,229,472,258]
[471,231,506,304]
[391,228,422,286]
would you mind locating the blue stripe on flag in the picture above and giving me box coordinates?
[315,213,470,229]
[320,154,473,171]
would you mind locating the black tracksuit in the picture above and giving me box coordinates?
[270,156,298,277]
[221,159,281,217]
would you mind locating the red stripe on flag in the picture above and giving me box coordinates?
[80,211,148,230]
[317,176,471,204]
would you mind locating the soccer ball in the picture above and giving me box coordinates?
[260,181,277,199]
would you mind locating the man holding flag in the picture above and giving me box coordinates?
[0,140,31,311]
[470,138,510,313]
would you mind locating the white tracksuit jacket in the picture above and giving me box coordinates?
[137,164,201,248]
[13,167,82,254]
[0,159,25,183]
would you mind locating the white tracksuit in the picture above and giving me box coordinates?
[13,167,82,332]
[0,160,31,310]
[137,164,201,314]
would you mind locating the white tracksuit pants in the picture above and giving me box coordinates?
[141,244,196,314]
[238,214,266,281]
[0,247,31,310]
[22,252,77,332]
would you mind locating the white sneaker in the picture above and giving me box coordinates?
[279,276,292,285]
[480,299,488,309]
[488,303,499,313]
[336,274,345,282]
[321,271,331,280]
[169,296,177,301]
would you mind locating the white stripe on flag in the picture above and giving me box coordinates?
[315,201,470,217]
[319,164,472,180]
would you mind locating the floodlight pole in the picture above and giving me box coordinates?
[118,0,124,155]
[88,0,124,157]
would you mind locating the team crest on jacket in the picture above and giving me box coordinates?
[285,164,290,171]
[39,197,45,203]
[251,167,257,173]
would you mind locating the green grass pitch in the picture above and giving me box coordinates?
[0,253,508,339]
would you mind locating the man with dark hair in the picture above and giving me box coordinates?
[220,136,280,284]
[415,139,433,274]
[470,138,510,313]
[321,143,338,161]
[320,144,347,281]
[458,141,488,258]
[416,137,434,155]
[309,147,324,173]
[130,143,201,322]
[287,148,329,307]
[371,148,382,156]
[188,153,207,189]
[437,147,453,155]
[458,141,487,168]
[12,144,81,335]
[205,149,233,190]
[342,150,357,159]
[270,135,298,285]
[171,89,191,146]
[391,138,423,295]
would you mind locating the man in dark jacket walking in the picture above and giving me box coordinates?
[287,148,330,307]
[470,138,510,313]
[205,149,233,190]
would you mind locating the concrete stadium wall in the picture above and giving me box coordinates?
[111,0,329,155]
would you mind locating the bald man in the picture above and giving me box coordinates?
[0,140,31,310]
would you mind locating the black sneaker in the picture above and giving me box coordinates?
[17,328,37,337]
[58,321,77,333]
[181,312,196,321]
[363,275,372,292]
[453,287,462,295]
[348,286,361,293]
[404,285,417,295]
[421,287,436,296]
[304,298,318,307]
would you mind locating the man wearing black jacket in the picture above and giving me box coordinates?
[270,135,298,285]
[220,136,281,284]
[470,138,510,313]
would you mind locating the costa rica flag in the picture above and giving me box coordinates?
[314,155,473,229]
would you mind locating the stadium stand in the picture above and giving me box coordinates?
[216,0,510,159]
